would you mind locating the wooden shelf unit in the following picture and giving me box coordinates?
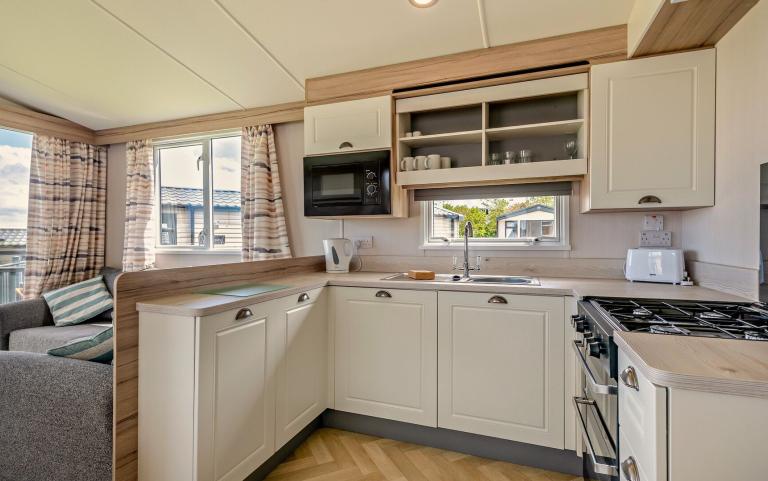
[394,74,589,188]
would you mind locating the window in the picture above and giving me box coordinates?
[0,127,33,304]
[154,133,242,251]
[423,196,569,249]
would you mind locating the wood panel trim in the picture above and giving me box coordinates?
[631,0,759,57]
[113,256,326,481]
[0,103,96,143]
[94,101,305,145]
[306,25,627,104]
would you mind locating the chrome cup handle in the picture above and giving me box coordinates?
[621,456,640,481]
[620,366,640,391]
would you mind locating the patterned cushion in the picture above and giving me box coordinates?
[42,276,113,327]
[47,325,113,363]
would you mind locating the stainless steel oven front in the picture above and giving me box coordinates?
[572,304,619,481]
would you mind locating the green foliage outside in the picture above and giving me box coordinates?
[440,196,555,238]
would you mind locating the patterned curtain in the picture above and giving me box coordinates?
[122,140,155,272]
[241,125,291,261]
[23,135,107,299]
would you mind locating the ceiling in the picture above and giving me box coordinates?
[0,0,634,130]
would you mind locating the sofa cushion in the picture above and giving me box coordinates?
[42,276,113,326]
[48,326,113,364]
[9,323,112,354]
[100,266,121,297]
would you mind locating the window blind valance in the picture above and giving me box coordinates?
[413,181,573,201]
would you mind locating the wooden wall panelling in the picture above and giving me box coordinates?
[94,101,305,145]
[112,256,326,481]
[630,0,760,57]
[0,103,96,143]
[305,25,627,104]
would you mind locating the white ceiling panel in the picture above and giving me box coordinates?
[484,0,634,47]
[219,0,485,80]
[94,0,304,109]
[0,0,240,129]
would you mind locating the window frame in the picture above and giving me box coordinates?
[153,131,241,254]
[420,196,570,251]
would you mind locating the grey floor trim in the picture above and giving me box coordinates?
[322,410,583,477]
[245,416,322,481]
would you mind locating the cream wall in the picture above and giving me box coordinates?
[681,0,768,299]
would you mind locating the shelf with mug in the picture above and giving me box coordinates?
[396,158,587,189]
[485,119,583,141]
[398,130,483,147]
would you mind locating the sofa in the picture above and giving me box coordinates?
[0,268,120,481]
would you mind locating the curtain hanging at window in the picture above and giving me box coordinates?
[23,135,107,298]
[122,139,155,272]
[240,125,291,261]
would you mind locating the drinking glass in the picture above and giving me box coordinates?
[503,151,516,164]
[518,149,532,163]
[564,140,578,159]
[488,153,502,166]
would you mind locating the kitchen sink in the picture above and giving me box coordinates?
[381,273,539,286]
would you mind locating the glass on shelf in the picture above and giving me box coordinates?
[487,153,503,166]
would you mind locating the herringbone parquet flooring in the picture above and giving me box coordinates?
[266,428,582,481]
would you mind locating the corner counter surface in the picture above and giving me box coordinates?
[135,271,748,317]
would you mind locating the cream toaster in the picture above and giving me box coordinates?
[625,248,685,284]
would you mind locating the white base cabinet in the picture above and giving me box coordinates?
[332,287,438,426]
[437,292,566,448]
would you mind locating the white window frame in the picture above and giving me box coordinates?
[420,196,570,251]
[153,131,241,254]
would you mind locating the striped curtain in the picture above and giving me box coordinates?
[241,125,291,261]
[122,140,155,272]
[23,135,107,299]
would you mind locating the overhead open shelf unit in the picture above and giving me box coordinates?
[394,73,589,189]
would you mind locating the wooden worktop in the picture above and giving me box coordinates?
[615,331,768,398]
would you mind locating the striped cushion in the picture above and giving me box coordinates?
[47,325,113,363]
[42,276,114,327]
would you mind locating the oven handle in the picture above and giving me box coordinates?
[572,340,618,395]
[573,397,619,477]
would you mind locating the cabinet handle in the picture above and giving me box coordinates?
[488,295,508,304]
[620,366,640,391]
[339,141,353,149]
[375,290,392,298]
[298,293,310,302]
[621,456,640,481]
[638,195,662,205]
[235,308,253,321]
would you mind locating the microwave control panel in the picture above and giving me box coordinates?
[363,168,380,204]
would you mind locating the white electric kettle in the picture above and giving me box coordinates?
[323,238,354,273]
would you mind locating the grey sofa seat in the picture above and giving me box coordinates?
[9,322,112,354]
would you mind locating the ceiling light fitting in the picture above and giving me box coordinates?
[409,0,438,8]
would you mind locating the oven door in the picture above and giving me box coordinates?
[572,340,618,480]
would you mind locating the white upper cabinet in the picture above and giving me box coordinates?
[332,287,438,427]
[304,95,392,155]
[437,291,565,448]
[586,49,715,211]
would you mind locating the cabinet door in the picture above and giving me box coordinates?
[588,49,715,210]
[304,96,392,155]
[275,288,328,448]
[196,302,278,481]
[438,292,565,448]
[332,287,437,426]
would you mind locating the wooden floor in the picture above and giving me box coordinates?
[266,428,582,481]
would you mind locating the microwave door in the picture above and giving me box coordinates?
[311,166,363,205]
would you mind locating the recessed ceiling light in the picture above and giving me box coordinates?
[409,0,438,8]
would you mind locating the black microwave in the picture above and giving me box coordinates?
[304,149,391,216]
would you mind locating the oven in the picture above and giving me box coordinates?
[303,149,391,216]
[572,301,620,481]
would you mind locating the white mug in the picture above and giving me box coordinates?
[400,156,415,171]
[440,156,451,169]
[427,154,441,170]
[415,156,430,170]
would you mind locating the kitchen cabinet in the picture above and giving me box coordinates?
[437,291,565,448]
[304,95,392,155]
[585,49,715,211]
[274,288,329,447]
[332,287,438,426]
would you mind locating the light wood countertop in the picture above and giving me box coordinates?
[136,271,748,317]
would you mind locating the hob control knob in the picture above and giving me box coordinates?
[588,340,605,358]
[574,320,587,333]
[581,329,593,340]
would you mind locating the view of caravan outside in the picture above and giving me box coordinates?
[429,196,559,242]
[0,127,32,304]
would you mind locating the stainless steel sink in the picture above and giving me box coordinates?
[381,273,539,286]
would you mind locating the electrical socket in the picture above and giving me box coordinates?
[643,215,664,231]
[352,236,373,249]
[640,231,672,247]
